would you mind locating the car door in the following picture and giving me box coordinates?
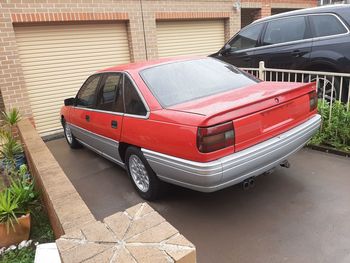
[308,13,350,72]
[69,74,102,143]
[216,22,265,68]
[88,72,125,164]
[253,15,312,75]
[120,75,149,147]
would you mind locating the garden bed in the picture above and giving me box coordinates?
[307,144,350,158]
[0,109,54,262]
[310,100,350,155]
[0,206,54,263]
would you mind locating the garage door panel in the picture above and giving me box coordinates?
[157,20,225,58]
[15,23,130,136]
[17,45,130,57]
[20,61,118,76]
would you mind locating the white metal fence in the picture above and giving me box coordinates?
[241,61,350,121]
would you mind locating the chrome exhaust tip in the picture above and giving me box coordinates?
[280,160,291,168]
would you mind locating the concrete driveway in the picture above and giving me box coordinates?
[47,138,350,263]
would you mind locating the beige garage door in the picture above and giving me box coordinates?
[15,23,130,136]
[156,20,225,58]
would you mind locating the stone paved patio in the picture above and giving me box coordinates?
[56,203,196,263]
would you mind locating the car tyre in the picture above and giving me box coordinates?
[63,120,81,149]
[125,147,162,200]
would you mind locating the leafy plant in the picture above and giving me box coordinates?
[0,134,23,161]
[9,179,38,215]
[0,189,23,233]
[0,176,38,233]
[310,100,350,152]
[0,246,35,263]
[2,108,21,127]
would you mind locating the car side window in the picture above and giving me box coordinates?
[228,23,264,51]
[310,15,347,38]
[96,73,124,112]
[123,76,147,116]
[76,75,101,108]
[263,16,308,45]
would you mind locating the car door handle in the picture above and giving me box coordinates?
[291,50,301,57]
[111,120,118,129]
[85,115,90,122]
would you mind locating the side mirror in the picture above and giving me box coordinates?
[64,98,75,106]
[221,43,235,55]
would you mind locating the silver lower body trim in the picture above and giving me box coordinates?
[68,123,124,167]
[142,114,322,192]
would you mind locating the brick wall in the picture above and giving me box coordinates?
[0,0,237,120]
[241,0,317,25]
[0,0,317,123]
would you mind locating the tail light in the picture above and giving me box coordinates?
[197,121,234,153]
[309,90,318,111]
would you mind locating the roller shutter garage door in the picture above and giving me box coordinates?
[15,23,130,136]
[156,20,225,58]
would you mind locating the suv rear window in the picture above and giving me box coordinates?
[263,16,309,45]
[140,58,258,107]
[310,14,347,38]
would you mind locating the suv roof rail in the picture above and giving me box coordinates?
[252,4,348,24]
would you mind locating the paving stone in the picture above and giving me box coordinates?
[112,247,136,263]
[84,246,115,263]
[80,221,117,243]
[126,245,172,263]
[165,234,195,248]
[127,222,178,243]
[59,242,112,263]
[56,238,80,252]
[138,203,154,217]
[124,211,166,239]
[62,229,85,240]
[164,247,196,263]
[125,203,143,219]
[104,212,131,240]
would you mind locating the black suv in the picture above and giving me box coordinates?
[211,5,350,101]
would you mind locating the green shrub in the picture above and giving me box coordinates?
[0,247,35,263]
[310,100,350,152]
[0,178,38,233]
[2,108,21,127]
[0,189,23,233]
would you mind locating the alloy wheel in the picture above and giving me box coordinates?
[129,154,150,192]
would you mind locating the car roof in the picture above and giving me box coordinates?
[98,56,203,73]
[253,4,349,24]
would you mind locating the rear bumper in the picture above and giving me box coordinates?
[142,114,321,192]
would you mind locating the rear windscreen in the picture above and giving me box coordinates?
[140,58,259,107]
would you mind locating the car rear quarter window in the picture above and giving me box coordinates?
[228,23,264,51]
[263,16,309,45]
[96,73,124,113]
[140,58,258,107]
[310,14,347,38]
[124,76,147,116]
[76,75,101,108]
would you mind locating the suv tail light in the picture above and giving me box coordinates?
[197,121,234,153]
[309,90,318,111]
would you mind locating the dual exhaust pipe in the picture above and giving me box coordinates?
[242,160,291,190]
[242,177,255,190]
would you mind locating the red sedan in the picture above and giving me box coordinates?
[61,57,321,200]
